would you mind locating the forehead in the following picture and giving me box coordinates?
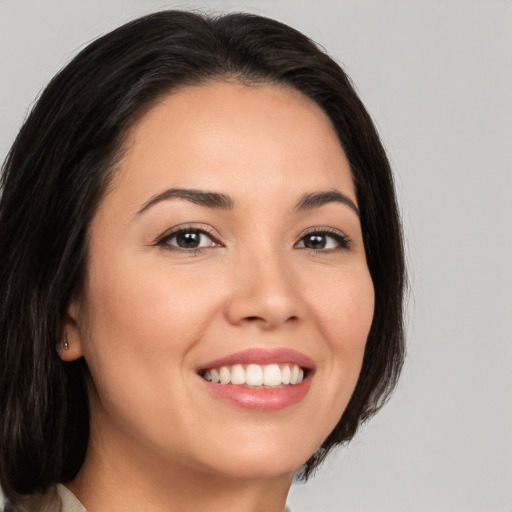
[109,81,356,207]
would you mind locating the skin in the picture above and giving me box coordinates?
[61,81,375,512]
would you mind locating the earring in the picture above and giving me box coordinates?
[62,333,69,350]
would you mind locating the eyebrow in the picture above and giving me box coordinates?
[136,187,358,217]
[294,190,359,216]
[136,188,234,215]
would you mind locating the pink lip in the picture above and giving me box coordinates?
[197,348,315,411]
[198,347,315,371]
[201,378,312,411]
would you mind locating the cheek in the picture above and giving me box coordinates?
[76,258,227,445]
[304,265,374,417]
[76,256,222,402]
[309,264,374,354]
[82,256,221,352]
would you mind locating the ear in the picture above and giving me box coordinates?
[58,298,85,362]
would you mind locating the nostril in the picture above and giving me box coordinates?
[245,315,298,322]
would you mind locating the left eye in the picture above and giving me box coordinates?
[296,231,350,251]
[160,229,218,250]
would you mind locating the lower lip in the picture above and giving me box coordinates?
[200,375,312,411]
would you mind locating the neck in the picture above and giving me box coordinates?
[67,428,293,512]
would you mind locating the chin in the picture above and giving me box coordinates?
[191,430,319,481]
[207,456,304,481]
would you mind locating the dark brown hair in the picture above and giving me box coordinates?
[0,10,405,506]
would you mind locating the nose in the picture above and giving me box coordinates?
[224,248,306,330]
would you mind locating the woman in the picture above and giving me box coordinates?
[0,10,405,512]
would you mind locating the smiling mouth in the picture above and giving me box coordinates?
[199,363,307,388]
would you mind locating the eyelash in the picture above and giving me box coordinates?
[156,226,351,253]
[156,225,221,254]
[295,228,351,252]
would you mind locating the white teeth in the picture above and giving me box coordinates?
[281,365,291,385]
[230,364,246,385]
[290,365,300,385]
[246,364,263,386]
[201,363,306,387]
[263,364,282,386]
[219,366,231,385]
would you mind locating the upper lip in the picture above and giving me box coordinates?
[197,347,315,372]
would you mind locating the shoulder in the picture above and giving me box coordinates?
[55,485,86,512]
[3,485,60,512]
[2,484,86,512]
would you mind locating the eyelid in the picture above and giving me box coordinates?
[295,226,352,250]
[155,223,222,249]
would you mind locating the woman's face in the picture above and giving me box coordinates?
[65,82,374,480]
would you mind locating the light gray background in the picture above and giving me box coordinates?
[1,1,511,511]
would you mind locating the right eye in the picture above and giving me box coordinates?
[158,228,220,251]
[295,229,351,252]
